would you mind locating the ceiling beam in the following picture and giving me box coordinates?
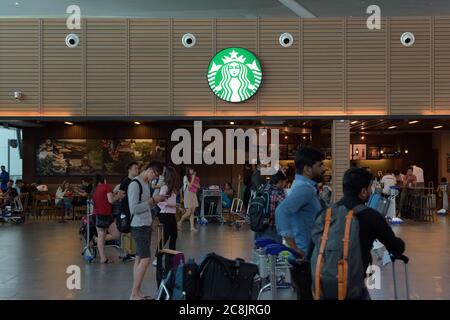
[277,0,316,17]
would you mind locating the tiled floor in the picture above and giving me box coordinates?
[0,215,449,300]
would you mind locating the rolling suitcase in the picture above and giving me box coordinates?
[391,254,410,300]
[155,224,185,286]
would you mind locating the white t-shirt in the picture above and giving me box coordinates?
[381,174,397,194]
[413,166,424,183]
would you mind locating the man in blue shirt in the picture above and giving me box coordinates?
[275,148,325,258]
[0,166,9,192]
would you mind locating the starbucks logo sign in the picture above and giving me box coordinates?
[208,48,262,103]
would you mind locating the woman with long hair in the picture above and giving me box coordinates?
[92,174,122,263]
[156,167,180,252]
[178,166,200,232]
[55,180,74,222]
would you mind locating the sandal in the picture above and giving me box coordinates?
[100,258,112,264]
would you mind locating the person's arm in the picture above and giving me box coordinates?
[128,182,151,215]
[275,187,311,257]
[372,213,405,257]
[107,191,122,204]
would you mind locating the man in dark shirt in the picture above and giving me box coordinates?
[117,162,140,262]
[337,167,405,297]
[76,177,93,206]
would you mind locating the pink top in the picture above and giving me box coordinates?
[157,185,177,214]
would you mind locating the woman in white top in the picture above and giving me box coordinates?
[156,166,180,252]
[178,167,200,232]
[55,180,74,222]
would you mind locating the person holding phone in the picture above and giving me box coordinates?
[178,167,200,232]
[156,167,180,254]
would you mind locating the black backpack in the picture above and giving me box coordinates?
[118,179,142,233]
[248,189,270,232]
[198,253,259,300]
[162,259,201,300]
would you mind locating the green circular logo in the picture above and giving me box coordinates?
[208,47,262,103]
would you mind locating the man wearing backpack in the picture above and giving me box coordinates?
[275,147,326,258]
[117,162,139,262]
[128,160,164,300]
[254,171,288,242]
[310,167,405,300]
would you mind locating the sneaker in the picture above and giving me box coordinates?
[190,228,198,232]
[152,258,157,266]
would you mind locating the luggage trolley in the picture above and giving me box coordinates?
[253,238,296,300]
[199,187,224,224]
[81,199,127,262]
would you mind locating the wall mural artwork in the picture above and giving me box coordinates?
[36,139,166,176]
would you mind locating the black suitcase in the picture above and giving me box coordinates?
[155,224,185,286]
[199,253,259,300]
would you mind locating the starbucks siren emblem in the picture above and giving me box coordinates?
[208,48,262,103]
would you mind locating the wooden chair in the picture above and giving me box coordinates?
[32,192,56,220]
[19,192,30,217]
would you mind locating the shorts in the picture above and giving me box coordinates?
[131,226,152,259]
[96,215,113,229]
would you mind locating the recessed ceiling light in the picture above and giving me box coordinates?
[405,149,409,154]
[303,136,306,140]
[361,136,365,140]
[408,120,419,124]
[229,121,235,125]
[64,121,73,125]
[15,2,20,6]
[284,135,288,140]
[434,125,443,129]
[388,126,397,129]
[380,150,384,154]
[134,121,141,125]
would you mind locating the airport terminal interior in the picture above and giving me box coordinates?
[1,0,450,301]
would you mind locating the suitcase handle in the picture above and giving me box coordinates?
[390,254,409,264]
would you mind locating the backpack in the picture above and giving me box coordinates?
[198,253,259,300]
[161,259,201,300]
[118,179,142,233]
[310,204,367,300]
[248,189,270,232]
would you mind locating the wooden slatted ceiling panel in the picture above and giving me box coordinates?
[0,20,39,115]
[173,20,213,116]
[86,19,126,116]
[303,19,344,115]
[259,19,300,115]
[346,18,387,115]
[332,120,350,201]
[390,18,431,115]
[215,19,257,115]
[42,19,82,116]
[129,19,170,116]
[434,17,450,115]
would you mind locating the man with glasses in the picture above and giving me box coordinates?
[128,160,164,300]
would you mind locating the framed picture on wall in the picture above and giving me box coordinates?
[352,144,366,160]
[36,138,166,176]
[367,146,381,160]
